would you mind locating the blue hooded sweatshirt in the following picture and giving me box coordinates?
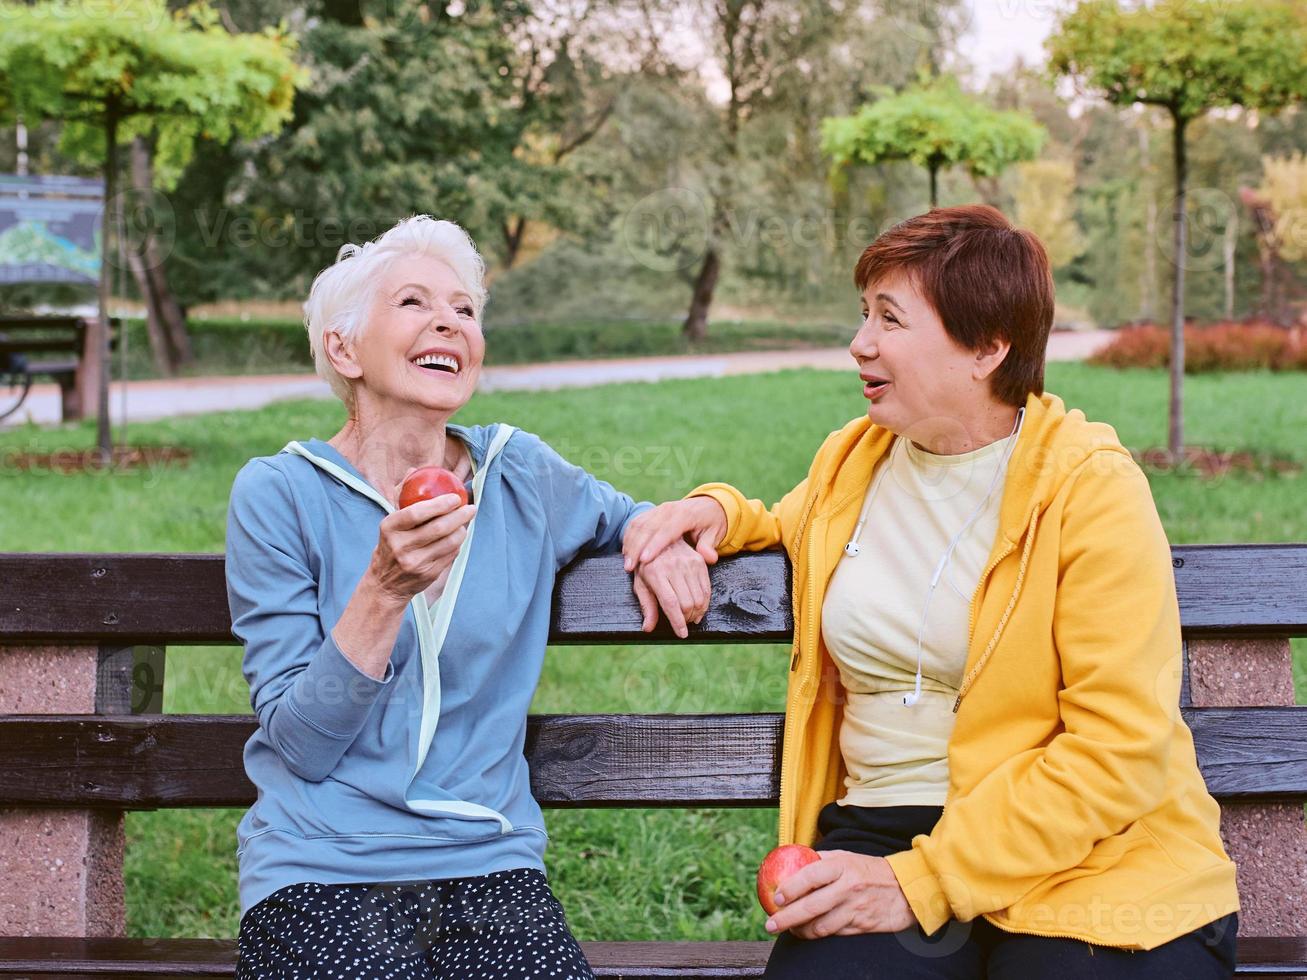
[224,422,652,916]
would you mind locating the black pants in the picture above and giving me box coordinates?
[235,867,595,979]
[763,803,1238,979]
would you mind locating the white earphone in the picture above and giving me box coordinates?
[844,408,1025,706]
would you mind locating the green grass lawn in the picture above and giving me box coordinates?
[1,362,1304,940]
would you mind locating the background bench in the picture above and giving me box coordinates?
[0,546,1304,977]
[0,315,121,423]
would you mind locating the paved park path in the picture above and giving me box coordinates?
[1,330,1113,430]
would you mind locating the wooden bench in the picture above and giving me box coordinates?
[0,546,1304,977]
[0,316,121,423]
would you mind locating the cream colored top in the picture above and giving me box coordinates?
[821,426,1017,807]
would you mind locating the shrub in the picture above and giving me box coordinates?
[1089,320,1306,372]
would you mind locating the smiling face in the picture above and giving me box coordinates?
[849,269,1011,452]
[327,252,485,419]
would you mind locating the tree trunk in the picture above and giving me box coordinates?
[320,0,364,26]
[682,244,721,343]
[1243,192,1279,321]
[929,164,939,209]
[130,137,192,372]
[118,190,171,377]
[1223,211,1237,321]
[1138,123,1157,322]
[127,260,172,375]
[1261,247,1278,323]
[681,74,740,342]
[1272,262,1289,326]
[96,105,118,465]
[501,216,527,270]
[1168,112,1189,465]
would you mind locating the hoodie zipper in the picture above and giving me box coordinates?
[936,506,1040,827]
[950,541,1016,715]
[777,488,821,841]
[928,502,1174,945]
[977,915,1123,945]
[779,475,872,840]
[952,507,1040,713]
[787,490,820,674]
[280,430,520,832]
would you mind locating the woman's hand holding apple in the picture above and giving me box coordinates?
[366,470,476,606]
[762,850,917,940]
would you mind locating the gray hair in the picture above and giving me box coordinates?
[303,214,487,408]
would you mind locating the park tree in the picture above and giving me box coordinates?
[1013,158,1084,271]
[1260,153,1307,266]
[1181,115,1264,322]
[821,76,1045,209]
[201,0,650,296]
[1048,0,1307,462]
[495,0,666,270]
[1242,153,1307,324]
[677,0,844,342]
[0,0,302,460]
[229,0,533,282]
[604,0,969,338]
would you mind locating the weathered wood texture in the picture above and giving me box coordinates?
[0,936,1303,978]
[3,545,1305,646]
[0,708,1300,809]
[1,545,1303,965]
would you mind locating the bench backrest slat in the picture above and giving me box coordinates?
[0,707,1300,809]
[1,545,1304,944]
[2,546,1305,646]
[0,317,119,358]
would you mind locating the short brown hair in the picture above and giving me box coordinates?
[854,205,1054,407]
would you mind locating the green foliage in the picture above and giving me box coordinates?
[109,314,855,380]
[1049,0,1307,456]
[821,76,1046,184]
[1014,158,1084,270]
[1260,152,1307,264]
[0,0,304,188]
[5,0,1300,337]
[570,0,967,328]
[177,0,587,295]
[1048,0,1307,123]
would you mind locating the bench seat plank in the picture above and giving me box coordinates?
[21,359,78,376]
[0,340,83,356]
[0,708,1302,809]
[0,937,1303,977]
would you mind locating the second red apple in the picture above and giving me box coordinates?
[756,844,822,917]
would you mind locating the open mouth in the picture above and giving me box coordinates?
[410,352,461,376]
[861,375,891,398]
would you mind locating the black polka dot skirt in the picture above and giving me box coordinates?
[235,867,596,979]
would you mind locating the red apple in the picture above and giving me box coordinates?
[756,844,821,917]
[399,466,469,509]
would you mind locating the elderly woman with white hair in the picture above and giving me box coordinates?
[224,215,706,979]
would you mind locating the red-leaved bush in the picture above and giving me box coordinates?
[1090,321,1307,372]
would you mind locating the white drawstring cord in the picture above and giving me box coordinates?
[842,409,1025,707]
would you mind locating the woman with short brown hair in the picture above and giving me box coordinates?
[624,205,1240,978]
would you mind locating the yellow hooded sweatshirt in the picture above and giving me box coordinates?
[688,391,1239,950]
